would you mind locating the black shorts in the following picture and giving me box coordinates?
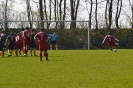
[0,43,4,51]
[8,43,15,50]
[0,46,3,51]
[29,42,36,48]
[29,44,36,48]
[50,40,56,45]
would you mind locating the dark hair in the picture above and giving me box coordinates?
[41,28,45,31]
[26,27,29,30]
[31,29,35,32]
[21,28,24,31]
[2,30,5,33]
[108,32,112,35]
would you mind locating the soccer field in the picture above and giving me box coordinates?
[0,49,133,88]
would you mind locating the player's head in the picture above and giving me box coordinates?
[53,32,56,35]
[31,29,35,32]
[21,28,24,31]
[108,32,112,35]
[2,30,5,33]
[17,33,20,36]
[40,28,45,31]
[10,32,13,35]
[31,29,35,34]
[26,27,29,30]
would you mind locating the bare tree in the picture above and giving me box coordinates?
[59,0,66,29]
[89,0,93,30]
[39,0,44,27]
[115,0,122,29]
[70,0,80,29]
[105,0,113,30]
[5,0,8,33]
[43,0,51,29]
[95,0,98,30]
[26,0,32,28]
[128,0,133,28]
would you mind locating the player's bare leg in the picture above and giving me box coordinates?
[0,51,4,57]
[30,48,32,56]
[50,44,52,50]
[109,46,113,52]
[8,49,11,56]
[39,51,42,61]
[44,50,49,61]
[55,44,58,50]
[23,45,28,56]
[2,51,4,57]
[33,48,36,56]
[15,49,18,56]
[18,48,21,55]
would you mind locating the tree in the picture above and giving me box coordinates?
[43,0,51,29]
[105,0,113,30]
[5,0,8,33]
[89,0,93,30]
[39,0,44,27]
[26,0,33,28]
[115,0,122,29]
[59,0,66,29]
[70,0,80,29]
[95,0,98,30]
[128,0,133,28]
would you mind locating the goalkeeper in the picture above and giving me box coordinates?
[49,32,58,50]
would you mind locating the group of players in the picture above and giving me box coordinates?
[0,27,58,61]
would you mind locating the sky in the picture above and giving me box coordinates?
[0,0,132,28]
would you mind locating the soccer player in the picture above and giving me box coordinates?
[5,33,15,56]
[34,28,49,61]
[15,33,22,56]
[1,30,7,54]
[102,32,119,52]
[0,36,4,57]
[29,29,36,56]
[49,32,58,50]
[20,28,24,54]
[23,27,30,56]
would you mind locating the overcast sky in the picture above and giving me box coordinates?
[0,0,132,28]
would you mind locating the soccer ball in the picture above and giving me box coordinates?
[113,49,117,52]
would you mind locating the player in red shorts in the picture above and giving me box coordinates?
[23,27,30,56]
[34,28,49,61]
[15,33,22,56]
[102,32,119,52]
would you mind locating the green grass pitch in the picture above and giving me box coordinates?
[0,49,133,88]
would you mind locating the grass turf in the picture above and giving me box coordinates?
[0,49,133,88]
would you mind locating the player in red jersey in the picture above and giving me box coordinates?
[23,27,30,56]
[20,28,24,54]
[102,32,119,52]
[34,28,49,61]
[15,33,22,56]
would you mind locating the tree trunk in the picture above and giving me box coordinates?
[39,0,44,27]
[89,0,93,30]
[108,0,113,30]
[95,0,98,30]
[44,0,51,29]
[115,0,122,29]
[70,0,80,29]
[105,0,113,30]
[63,0,66,29]
[5,0,8,34]
[26,0,32,28]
